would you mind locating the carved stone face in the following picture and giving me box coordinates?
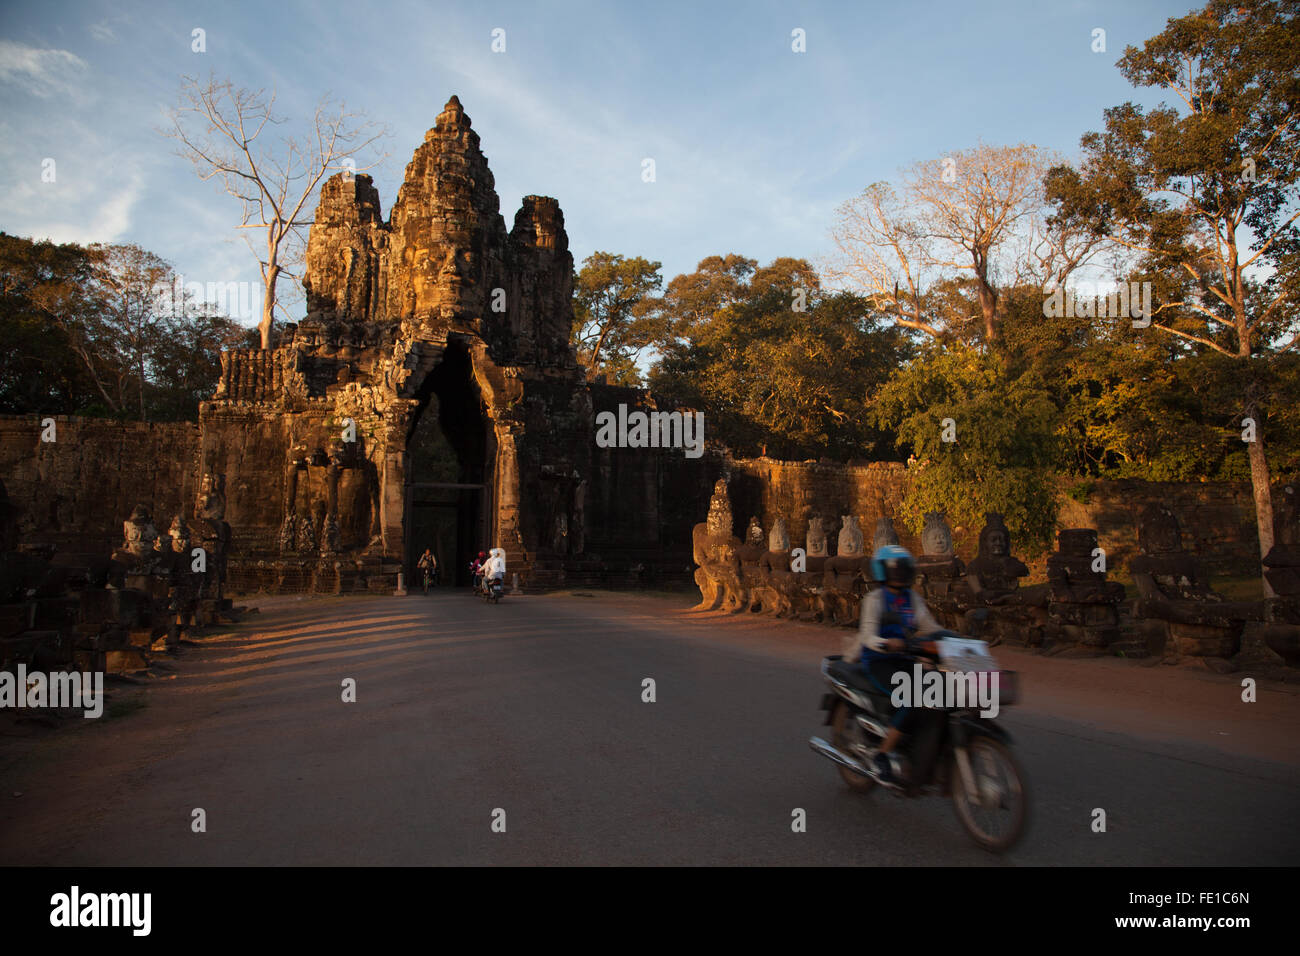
[988,530,1008,557]
[838,515,863,556]
[873,517,899,552]
[168,516,191,554]
[922,514,953,557]
[806,517,828,557]
[123,506,158,557]
[196,473,225,521]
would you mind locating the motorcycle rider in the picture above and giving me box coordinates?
[470,551,486,592]
[848,544,942,784]
[481,547,506,594]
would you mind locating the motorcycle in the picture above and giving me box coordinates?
[481,575,504,603]
[808,629,1028,852]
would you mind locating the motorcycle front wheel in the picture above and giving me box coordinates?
[951,736,1027,853]
[830,700,877,794]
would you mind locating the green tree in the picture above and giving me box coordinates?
[92,243,173,419]
[650,256,912,459]
[875,345,1064,556]
[571,251,664,385]
[0,233,103,414]
[0,233,250,421]
[1045,0,1300,594]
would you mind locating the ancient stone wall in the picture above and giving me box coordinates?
[583,384,721,570]
[1059,479,1262,579]
[0,415,199,555]
[725,459,917,555]
[722,460,1267,580]
[0,405,1277,591]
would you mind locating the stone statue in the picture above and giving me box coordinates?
[822,515,867,626]
[321,516,342,554]
[192,472,232,603]
[1044,528,1125,647]
[806,516,828,558]
[693,478,746,612]
[163,514,200,639]
[121,505,158,559]
[920,513,954,558]
[736,516,767,611]
[297,510,318,554]
[768,518,790,553]
[912,513,965,630]
[837,515,864,557]
[167,515,192,559]
[963,513,1030,603]
[1130,504,1252,662]
[111,505,161,575]
[752,517,799,617]
[278,515,298,554]
[872,517,899,553]
[196,472,226,523]
[949,513,1048,644]
[706,478,733,540]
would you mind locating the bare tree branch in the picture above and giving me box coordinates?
[161,73,388,348]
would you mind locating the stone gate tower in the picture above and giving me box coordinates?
[197,96,598,591]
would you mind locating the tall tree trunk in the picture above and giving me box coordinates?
[1238,293,1275,599]
[260,261,280,349]
[976,278,999,345]
[1245,401,1276,599]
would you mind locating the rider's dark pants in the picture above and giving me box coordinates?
[864,657,918,732]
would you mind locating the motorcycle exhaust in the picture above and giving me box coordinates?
[809,736,871,778]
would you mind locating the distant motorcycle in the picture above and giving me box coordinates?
[808,630,1028,852]
[482,576,504,604]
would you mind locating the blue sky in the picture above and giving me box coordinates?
[1,0,1196,326]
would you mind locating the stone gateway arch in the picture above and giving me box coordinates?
[196,96,713,592]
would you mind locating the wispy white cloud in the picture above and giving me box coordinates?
[89,21,117,44]
[13,180,141,245]
[0,39,89,101]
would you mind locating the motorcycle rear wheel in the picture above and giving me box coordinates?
[951,736,1027,853]
[830,700,877,794]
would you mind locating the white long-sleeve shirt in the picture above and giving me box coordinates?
[483,550,506,579]
[844,587,942,660]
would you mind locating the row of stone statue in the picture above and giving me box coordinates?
[691,479,1300,668]
[108,474,233,642]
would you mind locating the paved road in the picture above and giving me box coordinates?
[2,590,1298,865]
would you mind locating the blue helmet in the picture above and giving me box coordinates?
[871,545,916,587]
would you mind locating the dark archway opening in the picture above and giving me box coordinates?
[407,340,490,587]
